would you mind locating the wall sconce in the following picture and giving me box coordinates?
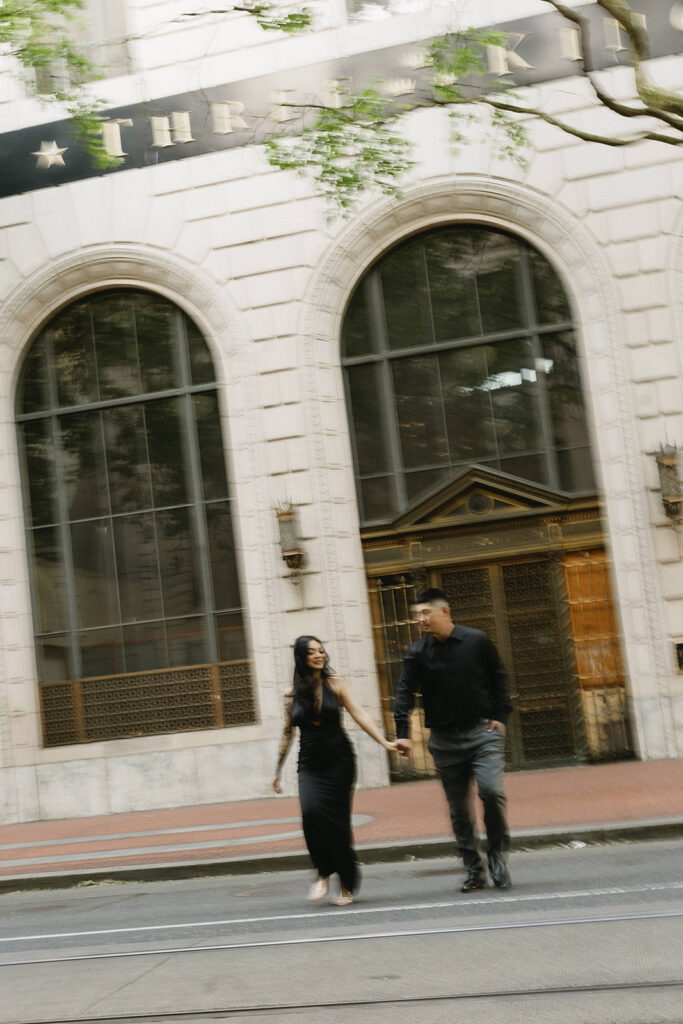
[275,501,305,581]
[655,444,682,522]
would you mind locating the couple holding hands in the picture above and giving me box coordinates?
[273,589,513,905]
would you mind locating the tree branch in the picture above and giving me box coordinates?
[596,0,683,117]
[477,95,681,147]
[541,0,683,131]
[280,85,682,157]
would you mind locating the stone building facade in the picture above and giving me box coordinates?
[0,0,682,823]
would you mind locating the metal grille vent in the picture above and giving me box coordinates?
[40,661,256,746]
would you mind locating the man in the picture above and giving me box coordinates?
[394,587,513,892]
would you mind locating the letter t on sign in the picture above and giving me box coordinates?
[101,119,133,158]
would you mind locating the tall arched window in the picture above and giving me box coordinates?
[16,289,254,745]
[342,226,596,525]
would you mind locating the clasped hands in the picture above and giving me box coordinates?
[395,720,505,759]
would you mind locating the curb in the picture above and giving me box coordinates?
[1,818,681,894]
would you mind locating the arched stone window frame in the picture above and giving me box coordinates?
[339,222,597,524]
[299,177,676,761]
[0,245,279,757]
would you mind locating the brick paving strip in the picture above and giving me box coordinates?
[1,760,682,887]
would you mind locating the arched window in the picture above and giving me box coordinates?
[16,289,254,745]
[342,225,596,525]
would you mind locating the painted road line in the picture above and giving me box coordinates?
[1,910,682,967]
[1,881,683,944]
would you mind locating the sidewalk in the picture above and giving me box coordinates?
[1,759,682,892]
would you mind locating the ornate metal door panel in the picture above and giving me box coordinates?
[439,560,580,769]
[500,560,580,765]
[368,575,427,778]
[368,551,632,776]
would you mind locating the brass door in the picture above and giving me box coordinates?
[369,550,632,776]
[438,560,581,769]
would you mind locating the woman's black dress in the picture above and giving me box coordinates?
[291,681,358,892]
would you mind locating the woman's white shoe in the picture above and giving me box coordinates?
[331,891,354,906]
[307,878,329,901]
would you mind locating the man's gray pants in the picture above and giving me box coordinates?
[429,720,509,874]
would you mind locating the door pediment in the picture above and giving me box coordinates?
[392,465,570,530]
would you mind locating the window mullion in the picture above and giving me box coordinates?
[520,250,559,489]
[434,351,451,472]
[175,312,219,663]
[342,369,367,521]
[368,270,406,512]
[44,329,83,680]
[143,405,171,669]
[16,382,218,423]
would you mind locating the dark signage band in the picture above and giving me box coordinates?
[0,0,678,200]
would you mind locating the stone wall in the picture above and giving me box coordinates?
[0,1,681,822]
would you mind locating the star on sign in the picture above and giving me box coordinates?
[32,141,68,169]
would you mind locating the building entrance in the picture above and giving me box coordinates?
[363,468,633,776]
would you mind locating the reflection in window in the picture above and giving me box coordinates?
[17,289,248,696]
[342,225,596,525]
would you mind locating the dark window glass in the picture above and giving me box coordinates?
[425,229,480,341]
[557,447,596,492]
[381,239,432,351]
[60,411,109,521]
[22,420,59,527]
[18,335,50,414]
[498,453,548,485]
[194,393,229,500]
[146,398,188,507]
[346,364,392,476]
[80,627,124,678]
[113,513,162,624]
[36,636,70,683]
[206,501,241,611]
[216,613,248,661]
[52,302,98,407]
[530,250,571,325]
[157,507,203,617]
[17,289,248,701]
[187,319,215,385]
[166,616,209,667]
[440,346,496,462]
[71,519,118,628]
[342,282,375,358]
[361,476,397,522]
[102,405,153,515]
[31,527,68,633]
[92,293,141,400]
[404,466,451,504]
[540,332,590,449]
[341,225,596,525]
[392,355,448,470]
[135,296,177,393]
[122,621,167,673]
[476,234,524,334]
[486,340,543,455]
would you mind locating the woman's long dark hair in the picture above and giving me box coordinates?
[293,635,331,721]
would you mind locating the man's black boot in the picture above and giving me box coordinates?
[461,870,487,893]
[488,854,511,889]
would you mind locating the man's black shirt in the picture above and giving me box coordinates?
[393,625,513,739]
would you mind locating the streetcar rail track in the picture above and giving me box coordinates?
[7,979,683,1024]
[1,908,681,967]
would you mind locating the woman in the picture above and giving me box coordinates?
[273,636,396,905]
